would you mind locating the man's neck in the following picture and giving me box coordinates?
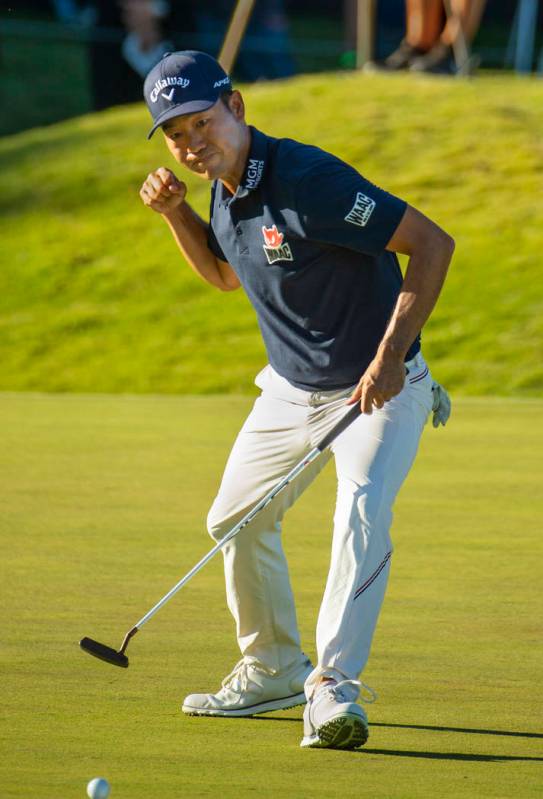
[220,126,251,196]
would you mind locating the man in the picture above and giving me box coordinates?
[140,51,453,750]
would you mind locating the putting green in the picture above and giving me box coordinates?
[1,393,541,798]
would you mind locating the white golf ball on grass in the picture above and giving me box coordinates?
[87,777,110,798]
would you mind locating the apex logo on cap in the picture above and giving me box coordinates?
[150,77,191,103]
[262,225,293,265]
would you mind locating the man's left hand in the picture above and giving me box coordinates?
[347,352,406,414]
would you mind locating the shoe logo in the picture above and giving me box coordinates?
[345,192,376,227]
[161,88,175,101]
[262,224,293,265]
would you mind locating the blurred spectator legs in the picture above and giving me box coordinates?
[440,0,488,48]
[382,0,487,72]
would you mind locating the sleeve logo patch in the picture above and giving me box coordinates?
[344,192,376,227]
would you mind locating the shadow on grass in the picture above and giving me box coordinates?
[359,748,543,762]
[246,716,543,761]
[247,717,543,742]
[372,721,543,739]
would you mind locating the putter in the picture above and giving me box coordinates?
[80,403,362,668]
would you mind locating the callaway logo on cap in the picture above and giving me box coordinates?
[143,50,232,139]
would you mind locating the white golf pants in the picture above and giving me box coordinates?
[207,353,434,695]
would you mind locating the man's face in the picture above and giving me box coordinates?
[161,92,247,182]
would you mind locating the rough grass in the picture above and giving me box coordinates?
[1,393,542,798]
[0,71,542,395]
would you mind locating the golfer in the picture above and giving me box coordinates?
[140,51,454,750]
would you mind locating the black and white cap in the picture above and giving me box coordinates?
[143,50,232,139]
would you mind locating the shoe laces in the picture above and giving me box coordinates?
[221,657,275,695]
[324,679,378,704]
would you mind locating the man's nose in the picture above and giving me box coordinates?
[186,132,205,153]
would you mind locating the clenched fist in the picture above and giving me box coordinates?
[140,167,187,214]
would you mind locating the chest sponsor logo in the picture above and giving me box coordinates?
[262,225,293,264]
[245,158,265,189]
[345,192,376,227]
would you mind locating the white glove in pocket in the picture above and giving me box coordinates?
[431,382,451,428]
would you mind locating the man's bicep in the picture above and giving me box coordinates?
[386,205,450,256]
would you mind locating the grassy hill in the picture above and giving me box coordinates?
[1,71,542,395]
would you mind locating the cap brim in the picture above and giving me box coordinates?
[147,98,217,139]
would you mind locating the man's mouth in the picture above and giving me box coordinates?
[189,152,216,169]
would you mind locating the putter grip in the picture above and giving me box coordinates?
[316,404,361,452]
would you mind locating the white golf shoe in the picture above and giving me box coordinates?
[300,679,375,750]
[182,655,313,717]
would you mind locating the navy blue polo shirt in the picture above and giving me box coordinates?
[207,126,420,390]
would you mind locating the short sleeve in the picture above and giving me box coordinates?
[207,181,227,261]
[295,159,407,257]
[207,223,227,261]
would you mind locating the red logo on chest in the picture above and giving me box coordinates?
[262,225,284,247]
[261,224,293,265]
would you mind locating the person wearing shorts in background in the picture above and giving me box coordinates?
[383,0,487,73]
[140,50,453,750]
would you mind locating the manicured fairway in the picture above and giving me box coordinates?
[1,393,541,798]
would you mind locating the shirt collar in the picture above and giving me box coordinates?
[216,126,268,205]
[236,126,268,198]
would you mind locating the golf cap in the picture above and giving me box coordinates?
[143,50,232,139]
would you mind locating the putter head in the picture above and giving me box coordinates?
[80,636,129,668]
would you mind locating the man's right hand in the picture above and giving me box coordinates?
[140,168,187,215]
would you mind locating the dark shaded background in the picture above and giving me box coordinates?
[0,0,540,136]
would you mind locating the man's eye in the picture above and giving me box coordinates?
[197,118,209,128]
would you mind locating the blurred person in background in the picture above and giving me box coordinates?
[49,1,194,109]
[382,0,487,72]
[120,0,173,78]
[191,0,296,80]
[49,1,294,109]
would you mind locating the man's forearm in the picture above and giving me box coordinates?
[162,202,238,291]
[379,233,455,361]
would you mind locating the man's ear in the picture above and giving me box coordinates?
[228,90,245,121]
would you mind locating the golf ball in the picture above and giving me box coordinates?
[87,777,110,799]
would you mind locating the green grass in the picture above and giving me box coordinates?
[0,71,542,396]
[1,393,542,798]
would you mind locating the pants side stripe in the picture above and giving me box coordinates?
[409,367,429,384]
[353,551,392,601]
